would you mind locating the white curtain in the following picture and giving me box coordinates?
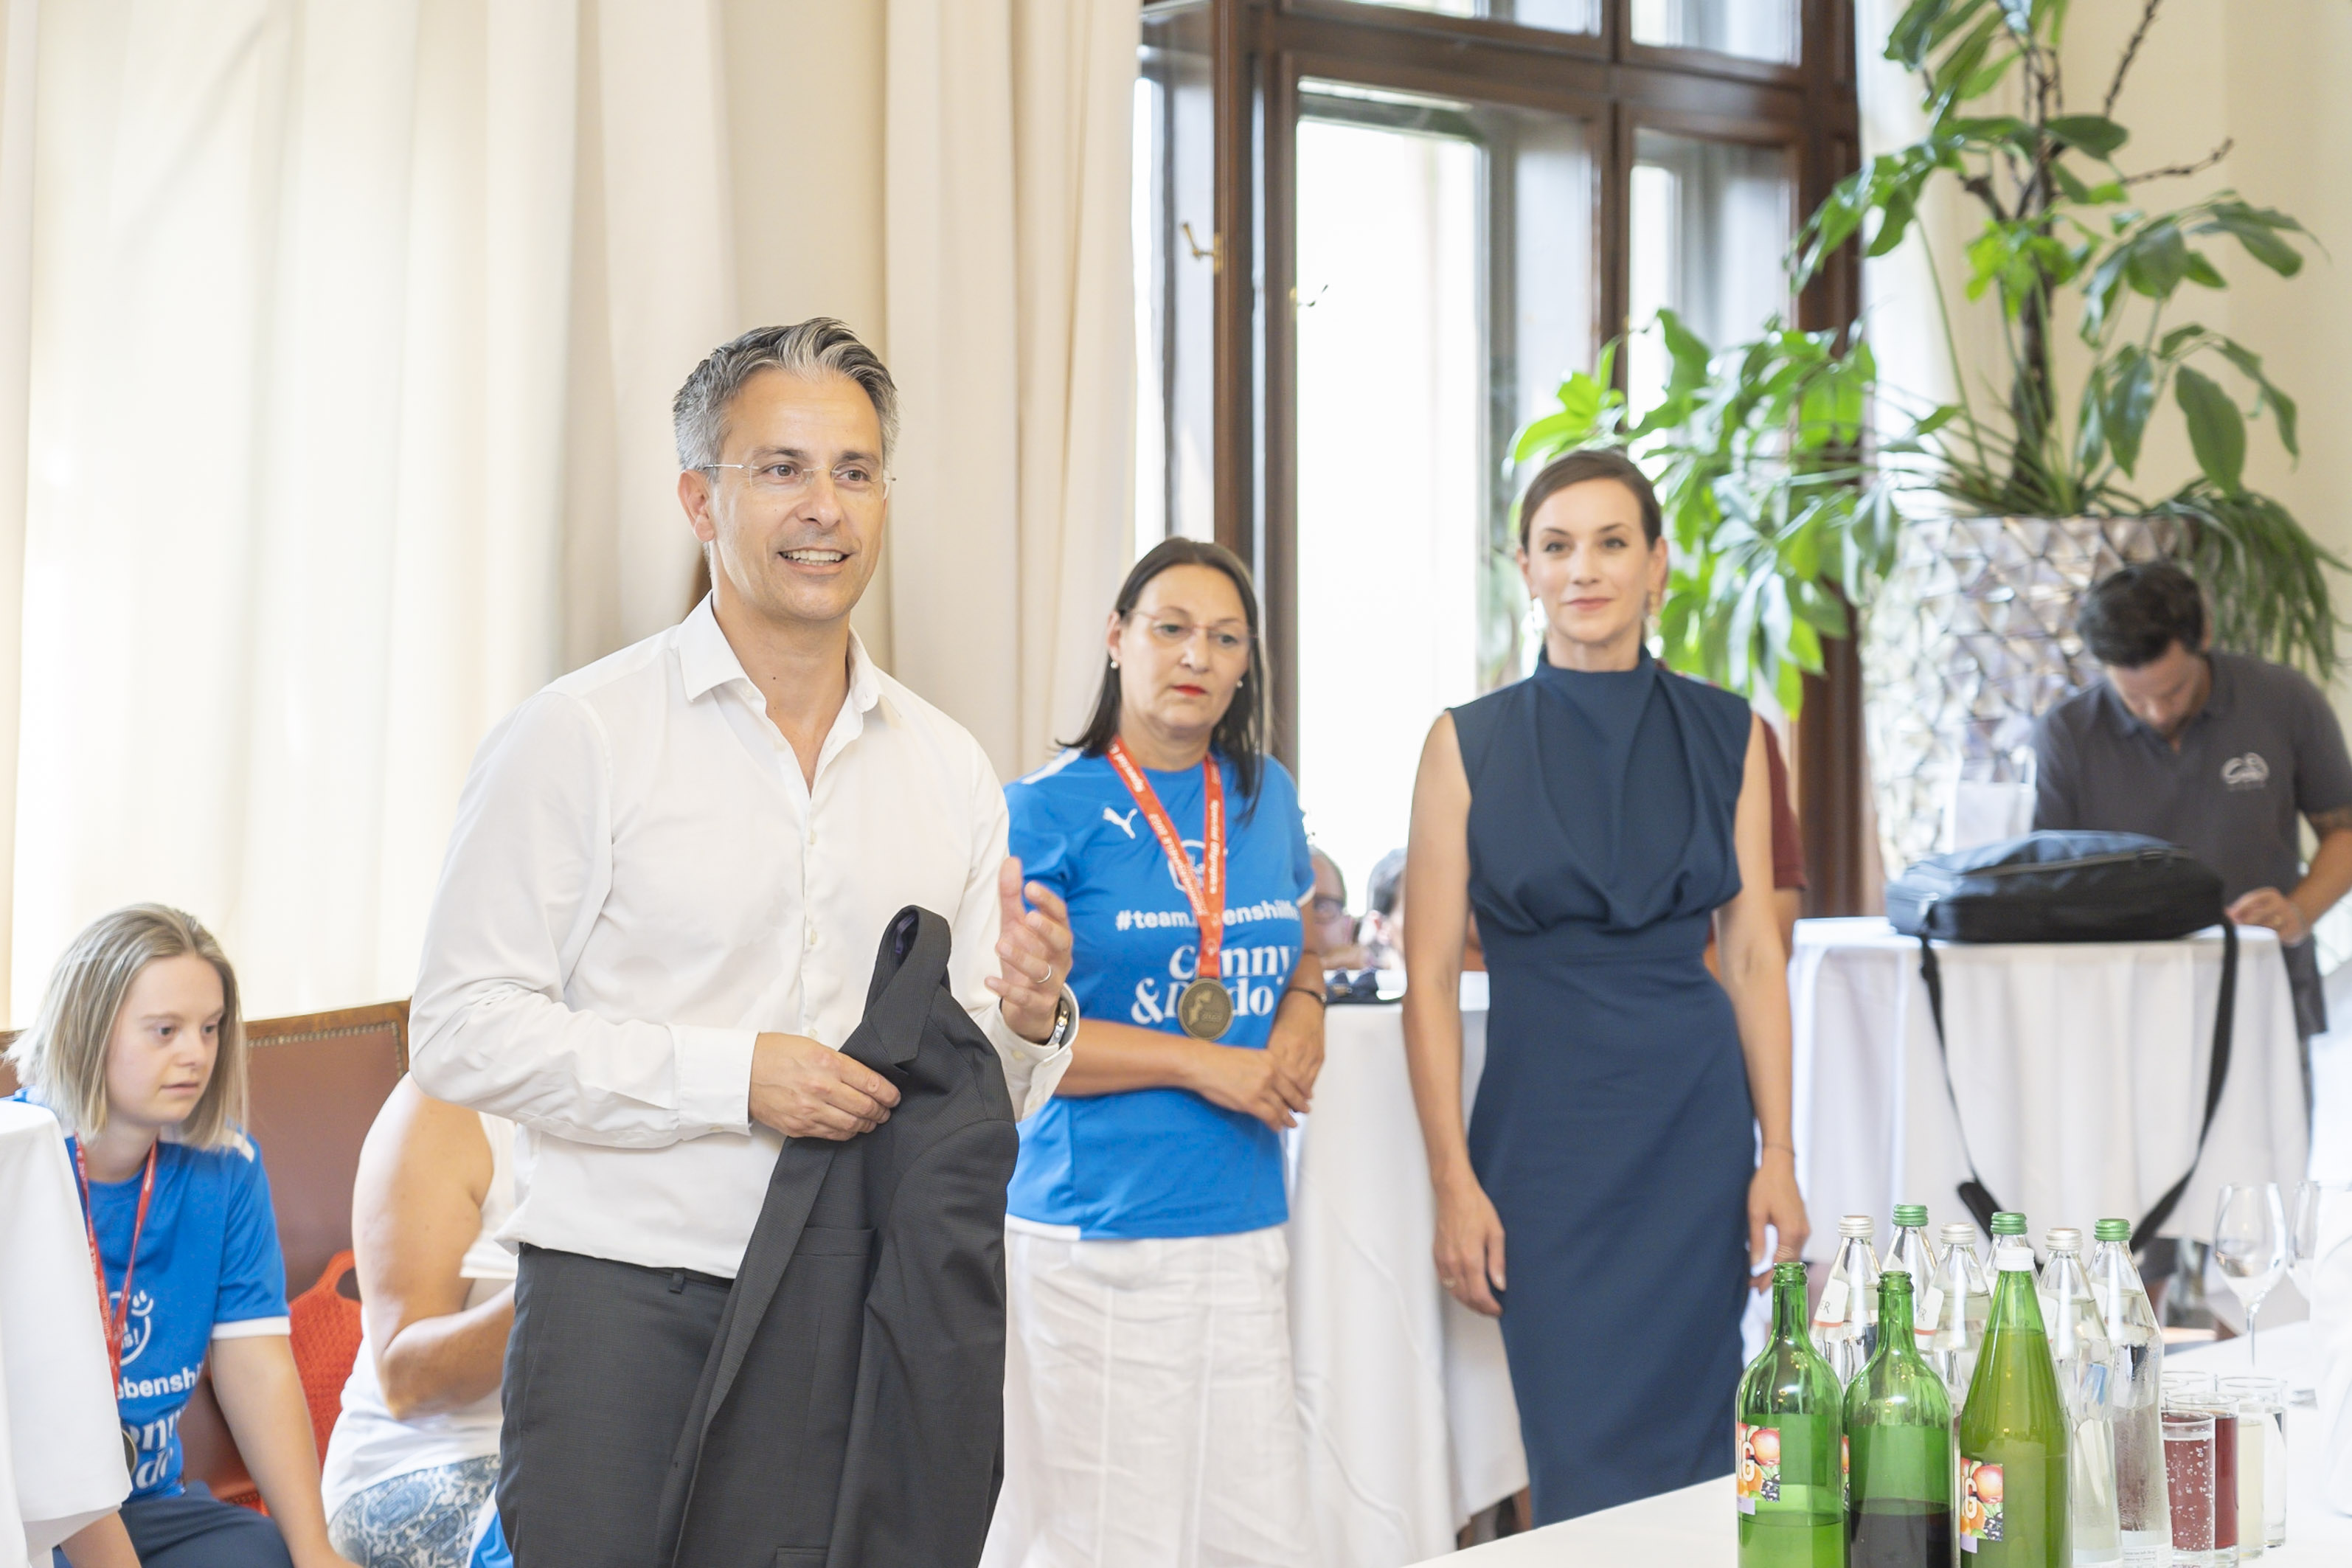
[1,0,735,1018]
[885,0,1137,783]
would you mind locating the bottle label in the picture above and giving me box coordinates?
[1735,1423,1780,1513]
[1916,1285,1945,1333]
[1959,1457,2004,1552]
[1812,1277,1848,1327]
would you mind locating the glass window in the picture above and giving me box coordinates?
[1346,0,1598,34]
[1629,0,1800,64]
[1626,128,1794,414]
[1134,10,1218,554]
[1292,81,1592,895]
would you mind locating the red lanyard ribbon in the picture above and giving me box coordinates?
[72,1139,159,1393]
[1105,738,1226,981]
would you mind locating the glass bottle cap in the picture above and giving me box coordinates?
[1990,1212,2027,1235]
[1839,1214,1875,1238]
[1893,1204,1929,1227]
[2044,1227,2082,1252]
[2093,1218,2132,1241]
[1938,1221,1979,1246]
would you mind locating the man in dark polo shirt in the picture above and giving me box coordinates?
[2034,561,2352,1108]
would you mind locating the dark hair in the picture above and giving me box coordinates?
[1063,538,1270,804]
[1516,447,1663,550]
[1366,847,1407,917]
[2078,561,2207,668]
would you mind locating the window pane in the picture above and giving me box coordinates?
[1135,10,1217,552]
[1345,0,1598,35]
[1630,0,1798,64]
[1626,129,1793,414]
[1294,82,1592,897]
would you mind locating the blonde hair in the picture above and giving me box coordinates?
[4,904,246,1148]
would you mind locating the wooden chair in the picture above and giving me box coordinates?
[2,1001,411,1505]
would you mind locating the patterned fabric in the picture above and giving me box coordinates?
[327,1454,498,1568]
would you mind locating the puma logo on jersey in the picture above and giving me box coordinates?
[1103,805,1140,838]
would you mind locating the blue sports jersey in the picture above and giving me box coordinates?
[1005,749,1314,1238]
[19,1097,291,1499]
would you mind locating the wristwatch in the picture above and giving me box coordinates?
[1043,985,1080,1050]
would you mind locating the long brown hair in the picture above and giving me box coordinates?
[1061,537,1271,808]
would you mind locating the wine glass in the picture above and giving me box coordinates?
[2211,1182,2289,1367]
[2289,1181,2351,1405]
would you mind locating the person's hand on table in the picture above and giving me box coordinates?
[1266,987,1326,1097]
[2226,887,2310,946]
[1186,1041,1311,1131]
[1435,1173,1507,1317]
[750,1033,901,1140]
[985,856,1075,1043]
[1749,1147,1808,1290]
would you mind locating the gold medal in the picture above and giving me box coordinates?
[1177,975,1235,1041]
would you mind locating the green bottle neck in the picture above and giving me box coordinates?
[1774,1272,1811,1343]
[1987,1248,2048,1334]
[1879,1283,1915,1345]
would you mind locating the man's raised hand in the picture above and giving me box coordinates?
[986,856,1074,1044]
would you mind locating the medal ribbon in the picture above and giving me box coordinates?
[1104,738,1225,988]
[73,1139,159,1395]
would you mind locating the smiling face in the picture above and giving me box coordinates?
[681,367,888,634]
[103,954,224,1137]
[1517,477,1668,664]
[1109,563,1252,759]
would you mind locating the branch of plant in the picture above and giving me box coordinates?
[2105,0,2167,119]
[2123,139,2234,188]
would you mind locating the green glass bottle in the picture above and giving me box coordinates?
[1739,1260,1847,1567]
[1957,1213,2070,1564]
[1844,1270,1954,1565]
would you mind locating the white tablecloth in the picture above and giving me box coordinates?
[0,1100,130,1567]
[1287,976,1527,1567]
[1419,1319,2352,1564]
[1791,918,2309,1249]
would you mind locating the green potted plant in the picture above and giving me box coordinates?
[1517,0,2339,870]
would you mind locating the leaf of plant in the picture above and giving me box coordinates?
[2198,202,2308,277]
[2102,345,2156,476]
[2045,114,2129,159]
[2176,364,2247,494]
[2213,336,2301,459]
[2123,223,2190,299]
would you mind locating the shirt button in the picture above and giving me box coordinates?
[805,924,819,949]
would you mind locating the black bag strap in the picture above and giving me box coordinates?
[1915,922,2238,1251]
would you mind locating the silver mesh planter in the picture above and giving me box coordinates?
[1862,515,2174,875]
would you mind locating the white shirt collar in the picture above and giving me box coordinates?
[678,593,883,718]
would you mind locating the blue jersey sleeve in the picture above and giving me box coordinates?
[1271,763,1315,900]
[214,1137,290,1325]
[1005,777,1076,903]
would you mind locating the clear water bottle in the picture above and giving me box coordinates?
[1929,1221,1993,1404]
[1885,1204,1940,1353]
[2087,1219,2169,1567]
[2041,1227,2121,1564]
[1812,1213,1881,1386]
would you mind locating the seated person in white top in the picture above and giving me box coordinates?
[321,1082,516,1568]
[406,319,1077,1568]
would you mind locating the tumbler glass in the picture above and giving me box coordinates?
[2163,1409,2217,1567]
[2176,1395,2240,1564]
[2220,1376,2288,1549]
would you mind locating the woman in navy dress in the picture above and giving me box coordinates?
[1401,448,1809,1525]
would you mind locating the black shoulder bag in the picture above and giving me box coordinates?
[1885,830,2234,1250]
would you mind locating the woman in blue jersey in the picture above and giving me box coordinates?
[982,538,1325,1568]
[9,906,355,1568]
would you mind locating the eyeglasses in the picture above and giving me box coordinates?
[701,458,892,504]
[1309,895,1348,920]
[1131,616,1249,654]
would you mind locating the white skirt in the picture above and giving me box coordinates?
[982,1221,1312,1568]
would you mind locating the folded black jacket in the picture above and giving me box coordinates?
[656,905,1020,1567]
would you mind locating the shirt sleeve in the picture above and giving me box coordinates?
[2031,710,2082,831]
[407,690,757,1148]
[210,1139,291,1338]
[2289,671,2352,819]
[1277,769,1316,903]
[959,754,1072,1119]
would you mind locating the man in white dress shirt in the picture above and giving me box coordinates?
[406,319,1077,1567]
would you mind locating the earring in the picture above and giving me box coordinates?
[1110,656,1120,670]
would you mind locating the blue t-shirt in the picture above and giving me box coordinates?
[1005,749,1314,1238]
[21,1099,291,1499]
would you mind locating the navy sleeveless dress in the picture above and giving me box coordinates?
[1451,648,1757,1525]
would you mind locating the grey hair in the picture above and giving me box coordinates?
[671,319,900,471]
[4,903,248,1149]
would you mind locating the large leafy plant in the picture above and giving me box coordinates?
[1519,0,2341,712]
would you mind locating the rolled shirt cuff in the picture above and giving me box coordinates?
[211,1317,291,1341]
[669,1024,759,1136]
[984,991,1075,1120]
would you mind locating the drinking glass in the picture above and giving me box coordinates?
[2289,1182,2351,1405]
[2220,1376,2288,1550]
[2162,1409,2218,1567]
[2213,1183,2289,1367]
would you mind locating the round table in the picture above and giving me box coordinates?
[1789,917,2309,1251]
[1,1098,131,1565]
[1286,974,1527,1567]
